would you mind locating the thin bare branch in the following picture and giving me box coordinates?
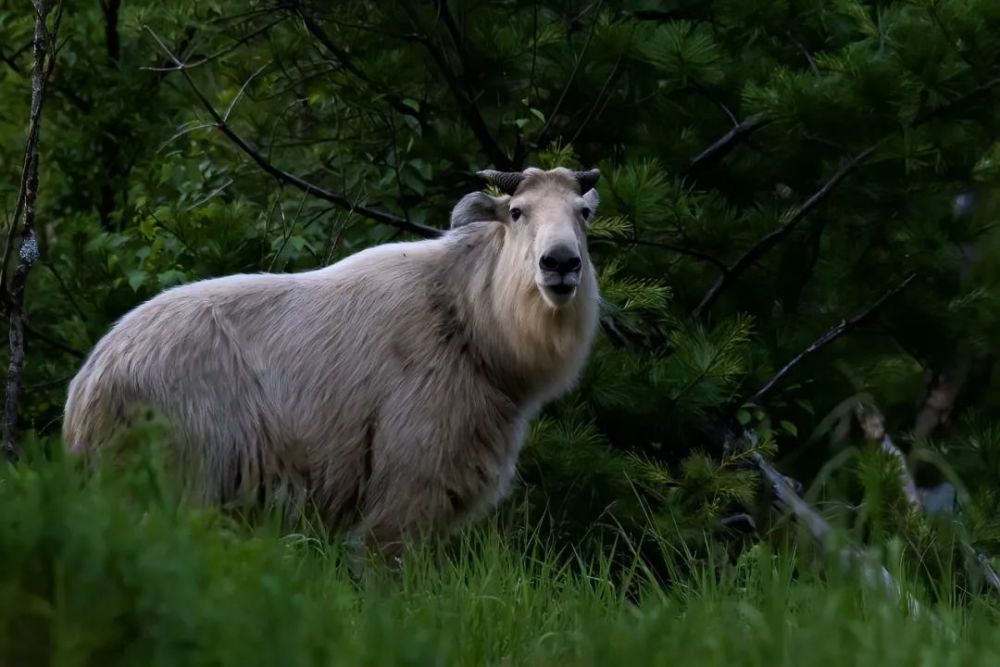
[691,81,739,127]
[688,74,1000,320]
[693,142,881,318]
[914,76,1000,124]
[527,0,539,103]
[293,6,423,120]
[747,273,916,404]
[224,62,269,121]
[141,16,285,73]
[568,55,625,147]
[142,26,440,239]
[532,0,602,151]
[598,316,627,349]
[400,3,512,170]
[685,115,771,175]
[100,0,121,63]
[0,41,32,72]
[21,322,83,359]
[433,0,466,54]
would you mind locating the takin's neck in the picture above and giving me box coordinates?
[430,223,598,406]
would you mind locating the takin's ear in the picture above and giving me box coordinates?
[450,191,507,229]
[582,188,600,225]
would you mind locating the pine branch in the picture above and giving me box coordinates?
[693,143,881,318]
[747,273,916,404]
[3,0,59,462]
[143,26,441,240]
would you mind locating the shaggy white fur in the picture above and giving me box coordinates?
[63,167,601,556]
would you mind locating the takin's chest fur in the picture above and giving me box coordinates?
[334,264,592,545]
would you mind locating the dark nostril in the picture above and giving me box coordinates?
[539,246,582,274]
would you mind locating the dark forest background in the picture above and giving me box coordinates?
[4,0,1000,632]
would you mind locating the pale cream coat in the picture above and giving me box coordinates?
[63,167,600,555]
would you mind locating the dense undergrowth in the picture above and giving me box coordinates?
[1,436,998,667]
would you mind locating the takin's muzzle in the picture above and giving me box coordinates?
[537,243,582,305]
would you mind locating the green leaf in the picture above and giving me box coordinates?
[780,420,798,438]
[126,269,147,292]
[157,269,187,288]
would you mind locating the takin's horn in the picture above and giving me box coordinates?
[573,168,600,193]
[476,169,526,195]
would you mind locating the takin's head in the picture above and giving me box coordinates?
[449,166,600,309]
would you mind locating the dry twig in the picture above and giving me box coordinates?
[855,402,1000,596]
[749,444,927,619]
[855,402,922,509]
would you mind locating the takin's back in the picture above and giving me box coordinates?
[62,237,446,499]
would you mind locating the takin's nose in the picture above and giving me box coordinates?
[539,245,581,275]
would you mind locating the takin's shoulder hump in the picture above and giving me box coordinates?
[306,238,445,285]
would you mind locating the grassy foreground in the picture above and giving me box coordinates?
[1,443,999,666]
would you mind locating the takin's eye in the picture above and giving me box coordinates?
[510,207,523,221]
[581,207,592,220]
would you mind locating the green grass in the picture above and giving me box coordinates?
[2,441,1000,666]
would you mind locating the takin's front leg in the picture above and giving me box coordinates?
[348,471,461,572]
[344,392,506,572]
